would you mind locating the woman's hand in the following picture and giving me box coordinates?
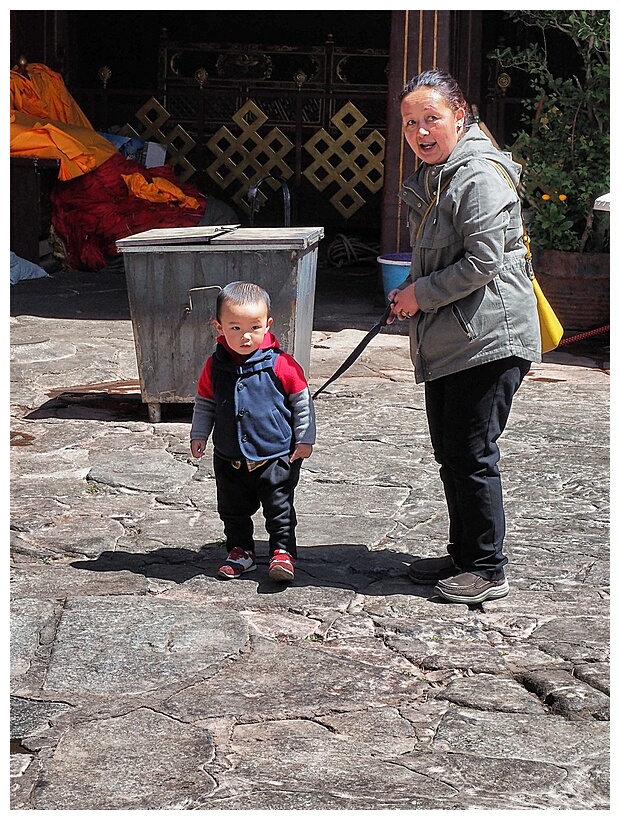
[387,283,419,323]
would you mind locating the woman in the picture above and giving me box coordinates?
[388,69,541,604]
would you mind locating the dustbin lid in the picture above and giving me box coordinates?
[116,226,325,252]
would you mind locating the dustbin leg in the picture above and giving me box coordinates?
[148,402,162,423]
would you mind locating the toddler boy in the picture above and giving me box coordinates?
[190,281,315,582]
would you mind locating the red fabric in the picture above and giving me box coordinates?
[50,153,207,271]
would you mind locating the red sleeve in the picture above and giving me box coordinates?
[196,357,214,399]
[274,353,309,394]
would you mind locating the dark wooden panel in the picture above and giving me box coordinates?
[10,157,60,262]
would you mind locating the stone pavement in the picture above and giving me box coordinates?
[9,263,610,810]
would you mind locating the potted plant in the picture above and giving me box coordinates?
[490,10,610,331]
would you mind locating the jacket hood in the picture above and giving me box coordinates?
[445,123,522,186]
[216,330,281,363]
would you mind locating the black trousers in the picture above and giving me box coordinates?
[214,454,302,558]
[424,356,531,580]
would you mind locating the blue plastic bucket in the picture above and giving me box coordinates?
[377,253,412,304]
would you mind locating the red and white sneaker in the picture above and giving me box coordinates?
[217,547,256,580]
[268,549,295,582]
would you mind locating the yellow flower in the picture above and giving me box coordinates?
[558,194,567,201]
[541,194,551,201]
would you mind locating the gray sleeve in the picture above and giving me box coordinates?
[190,394,215,441]
[288,387,316,445]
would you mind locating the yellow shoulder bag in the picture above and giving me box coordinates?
[489,161,564,353]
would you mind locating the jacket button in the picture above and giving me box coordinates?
[417,202,422,208]
[238,409,246,416]
[241,435,248,442]
[237,383,244,390]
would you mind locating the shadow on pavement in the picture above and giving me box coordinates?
[70,542,439,600]
[25,390,194,424]
[10,268,131,322]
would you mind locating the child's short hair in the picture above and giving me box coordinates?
[216,281,271,320]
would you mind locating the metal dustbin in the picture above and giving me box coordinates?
[116,226,324,422]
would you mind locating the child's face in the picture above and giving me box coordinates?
[215,300,273,355]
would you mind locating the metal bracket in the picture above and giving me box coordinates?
[184,285,222,315]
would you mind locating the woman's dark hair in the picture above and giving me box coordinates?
[216,281,271,320]
[400,70,474,126]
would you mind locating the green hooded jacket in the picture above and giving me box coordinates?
[398,123,542,383]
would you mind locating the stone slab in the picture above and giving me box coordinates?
[41,597,249,697]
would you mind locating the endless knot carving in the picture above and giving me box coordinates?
[303,102,384,218]
[206,100,294,213]
[121,98,196,182]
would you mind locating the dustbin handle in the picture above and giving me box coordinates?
[184,285,222,315]
[203,225,239,242]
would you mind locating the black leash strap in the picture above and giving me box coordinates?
[312,303,393,399]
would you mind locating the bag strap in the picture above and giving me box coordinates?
[487,160,534,273]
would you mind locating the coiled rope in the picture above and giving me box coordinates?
[327,234,380,270]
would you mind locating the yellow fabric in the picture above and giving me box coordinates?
[10,111,118,180]
[121,173,201,209]
[11,63,93,128]
[533,277,564,353]
[10,63,118,179]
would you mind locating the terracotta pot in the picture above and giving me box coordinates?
[531,249,610,332]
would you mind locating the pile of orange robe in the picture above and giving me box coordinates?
[10,63,207,271]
